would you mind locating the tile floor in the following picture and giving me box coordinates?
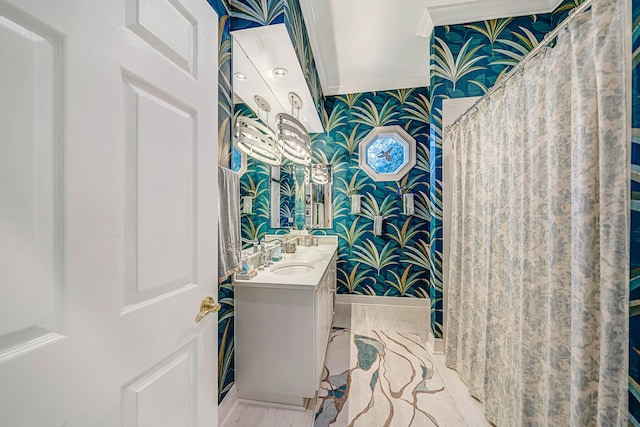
[220,303,490,427]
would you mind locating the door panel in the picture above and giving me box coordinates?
[122,340,198,427]
[125,0,197,76]
[0,0,63,362]
[122,73,198,311]
[0,0,219,425]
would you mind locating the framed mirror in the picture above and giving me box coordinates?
[304,164,333,229]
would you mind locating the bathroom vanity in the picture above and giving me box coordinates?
[233,236,338,407]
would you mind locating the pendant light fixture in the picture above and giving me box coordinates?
[311,164,329,185]
[276,92,311,165]
[235,95,282,166]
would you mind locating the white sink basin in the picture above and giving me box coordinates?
[270,263,315,276]
[291,256,321,264]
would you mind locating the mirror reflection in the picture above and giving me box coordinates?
[232,32,333,234]
[304,164,332,229]
[268,164,333,230]
[269,165,296,229]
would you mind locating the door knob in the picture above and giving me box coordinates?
[195,296,221,323]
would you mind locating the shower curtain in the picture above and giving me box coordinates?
[445,0,629,425]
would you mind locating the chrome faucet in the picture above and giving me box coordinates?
[257,251,266,270]
[242,238,259,253]
[267,238,284,247]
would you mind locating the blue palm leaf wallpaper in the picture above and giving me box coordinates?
[552,0,588,26]
[310,90,432,299]
[229,0,286,29]
[208,0,233,169]
[206,0,237,403]
[238,89,432,301]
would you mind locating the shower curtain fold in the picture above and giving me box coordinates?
[444,0,629,425]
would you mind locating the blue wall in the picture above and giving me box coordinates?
[238,90,432,298]
[552,0,587,26]
[206,0,237,403]
[314,90,432,298]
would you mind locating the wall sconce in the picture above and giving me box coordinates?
[373,215,383,237]
[242,195,253,214]
[403,193,414,216]
[350,194,362,215]
[397,186,414,216]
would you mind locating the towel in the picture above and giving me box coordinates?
[218,167,242,283]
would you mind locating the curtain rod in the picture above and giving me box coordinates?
[445,0,594,131]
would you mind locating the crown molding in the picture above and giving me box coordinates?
[297,0,332,97]
[323,74,430,96]
[301,0,569,97]
[550,0,565,11]
[416,8,435,38]
[429,0,564,26]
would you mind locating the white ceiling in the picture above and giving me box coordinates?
[298,0,564,96]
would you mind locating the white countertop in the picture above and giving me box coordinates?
[233,238,338,290]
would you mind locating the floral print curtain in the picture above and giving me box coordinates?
[445,0,629,425]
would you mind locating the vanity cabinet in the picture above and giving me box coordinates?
[314,254,336,383]
[234,247,337,407]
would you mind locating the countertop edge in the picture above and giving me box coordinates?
[232,244,337,290]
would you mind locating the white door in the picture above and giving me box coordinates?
[0,0,219,425]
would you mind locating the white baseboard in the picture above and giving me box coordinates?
[336,295,436,349]
[427,330,445,354]
[218,384,238,425]
[335,294,430,308]
[237,389,307,409]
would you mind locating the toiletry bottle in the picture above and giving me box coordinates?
[241,257,250,275]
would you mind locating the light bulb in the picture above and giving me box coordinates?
[273,68,288,77]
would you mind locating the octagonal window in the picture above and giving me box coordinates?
[359,126,416,182]
[232,144,247,176]
[365,136,408,175]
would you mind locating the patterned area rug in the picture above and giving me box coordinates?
[314,328,466,427]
